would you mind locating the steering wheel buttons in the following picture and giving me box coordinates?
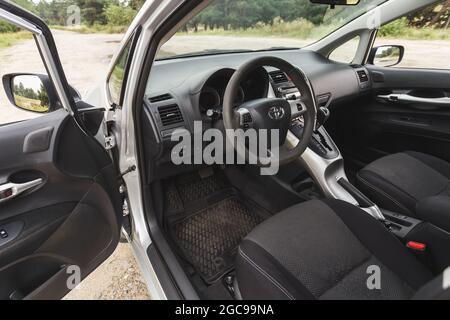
[0,229,8,239]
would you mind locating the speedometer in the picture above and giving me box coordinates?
[199,87,220,113]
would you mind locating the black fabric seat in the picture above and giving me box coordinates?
[235,199,447,300]
[356,151,450,231]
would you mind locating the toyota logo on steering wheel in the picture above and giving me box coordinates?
[268,106,285,120]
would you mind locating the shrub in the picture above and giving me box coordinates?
[266,17,315,38]
[0,31,32,48]
[105,4,137,27]
[379,17,409,37]
[0,21,19,33]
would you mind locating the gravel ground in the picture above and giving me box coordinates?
[162,35,450,69]
[64,243,150,300]
[1,29,450,300]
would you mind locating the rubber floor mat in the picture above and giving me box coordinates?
[171,196,264,283]
[176,173,228,204]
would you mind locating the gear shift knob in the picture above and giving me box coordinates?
[316,107,330,129]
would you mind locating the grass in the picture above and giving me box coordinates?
[0,31,32,49]
[179,24,450,41]
[379,17,450,40]
[174,28,450,42]
[379,27,450,40]
[174,18,450,41]
[14,95,49,113]
[51,24,128,34]
[178,18,338,41]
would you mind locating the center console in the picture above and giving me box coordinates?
[288,115,386,221]
[269,72,385,219]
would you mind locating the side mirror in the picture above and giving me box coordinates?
[369,45,404,68]
[2,74,61,113]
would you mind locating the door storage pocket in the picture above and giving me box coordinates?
[0,254,67,300]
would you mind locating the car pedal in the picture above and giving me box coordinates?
[223,275,236,298]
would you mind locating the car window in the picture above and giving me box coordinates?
[157,0,388,60]
[107,37,133,106]
[373,0,450,69]
[0,25,50,125]
[329,36,360,64]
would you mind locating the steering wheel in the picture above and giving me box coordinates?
[223,56,317,167]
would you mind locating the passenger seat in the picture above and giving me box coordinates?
[356,151,450,232]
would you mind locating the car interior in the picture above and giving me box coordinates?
[136,4,450,300]
[1,0,450,301]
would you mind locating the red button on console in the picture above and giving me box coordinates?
[407,241,427,252]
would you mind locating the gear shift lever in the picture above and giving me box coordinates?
[315,107,330,130]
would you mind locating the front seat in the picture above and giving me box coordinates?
[235,199,450,300]
[356,151,450,230]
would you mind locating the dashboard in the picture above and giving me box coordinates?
[141,49,371,180]
[198,67,268,117]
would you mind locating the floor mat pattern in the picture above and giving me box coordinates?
[171,196,263,283]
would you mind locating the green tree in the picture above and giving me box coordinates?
[188,0,329,32]
[105,4,137,26]
[38,83,49,107]
[0,21,19,33]
[76,0,108,26]
[36,0,76,25]
[408,0,450,29]
[129,0,146,11]
[12,0,36,13]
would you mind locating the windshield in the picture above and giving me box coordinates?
[157,0,388,60]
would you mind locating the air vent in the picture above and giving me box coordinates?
[269,70,289,84]
[357,70,369,83]
[158,104,184,127]
[149,93,173,103]
[317,93,331,108]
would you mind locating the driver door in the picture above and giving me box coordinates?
[0,2,122,299]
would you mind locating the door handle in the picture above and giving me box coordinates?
[0,179,44,204]
[377,94,450,107]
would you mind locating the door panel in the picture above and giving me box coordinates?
[370,66,450,90]
[0,109,122,300]
[365,65,450,162]
[328,65,450,171]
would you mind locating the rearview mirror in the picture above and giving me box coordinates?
[369,45,405,68]
[310,0,360,5]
